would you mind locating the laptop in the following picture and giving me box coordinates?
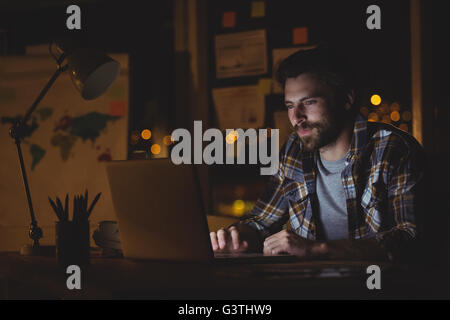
[104,159,298,263]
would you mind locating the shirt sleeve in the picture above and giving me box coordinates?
[229,142,290,239]
[375,140,426,262]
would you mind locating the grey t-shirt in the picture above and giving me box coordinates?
[316,154,349,240]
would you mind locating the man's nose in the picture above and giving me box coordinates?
[294,105,306,122]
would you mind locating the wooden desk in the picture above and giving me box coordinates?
[0,252,447,299]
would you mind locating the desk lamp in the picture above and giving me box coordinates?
[9,41,120,256]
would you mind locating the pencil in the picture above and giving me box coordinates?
[88,192,101,217]
[48,197,61,221]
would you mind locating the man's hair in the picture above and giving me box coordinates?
[275,44,358,116]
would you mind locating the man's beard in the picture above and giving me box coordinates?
[295,109,348,152]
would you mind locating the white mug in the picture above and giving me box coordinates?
[98,220,119,239]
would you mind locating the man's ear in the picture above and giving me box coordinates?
[344,90,355,111]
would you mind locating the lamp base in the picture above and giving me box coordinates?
[20,244,55,257]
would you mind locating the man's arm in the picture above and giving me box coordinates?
[210,141,291,253]
[373,138,426,262]
[263,136,426,261]
[262,229,388,260]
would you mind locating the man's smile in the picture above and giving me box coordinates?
[297,127,312,136]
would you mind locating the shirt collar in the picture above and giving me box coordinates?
[345,114,368,164]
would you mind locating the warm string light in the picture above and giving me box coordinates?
[163,135,173,146]
[362,94,411,132]
[225,130,239,144]
[390,111,400,122]
[370,94,381,106]
[232,199,245,216]
[141,129,151,140]
[402,111,412,122]
[151,144,161,155]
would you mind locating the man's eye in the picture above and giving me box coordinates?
[286,105,294,109]
[304,100,316,106]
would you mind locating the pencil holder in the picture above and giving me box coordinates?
[55,220,90,267]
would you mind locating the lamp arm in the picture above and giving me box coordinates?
[14,138,42,247]
[9,63,68,249]
[22,63,68,125]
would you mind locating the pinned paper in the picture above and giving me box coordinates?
[212,85,265,130]
[292,27,308,45]
[215,29,268,78]
[257,78,272,96]
[109,101,127,116]
[251,1,265,18]
[222,11,236,28]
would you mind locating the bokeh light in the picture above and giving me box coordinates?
[232,200,246,216]
[163,135,173,146]
[390,111,401,122]
[150,144,161,155]
[225,130,239,144]
[381,115,391,124]
[370,94,382,106]
[359,106,369,117]
[379,103,389,114]
[141,129,152,140]
[368,112,379,122]
[402,111,412,122]
[390,102,400,112]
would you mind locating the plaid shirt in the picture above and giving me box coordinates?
[235,115,426,259]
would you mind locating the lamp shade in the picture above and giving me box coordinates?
[66,49,120,100]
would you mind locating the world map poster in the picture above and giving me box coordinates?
[0,52,129,249]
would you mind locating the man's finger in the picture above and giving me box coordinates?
[210,232,219,251]
[263,244,273,255]
[217,228,228,250]
[264,229,285,243]
[263,237,286,255]
[268,244,288,256]
[263,239,273,255]
[229,227,240,250]
[264,234,280,248]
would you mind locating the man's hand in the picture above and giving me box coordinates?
[263,229,328,258]
[210,226,249,253]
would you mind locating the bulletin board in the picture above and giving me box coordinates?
[208,0,414,139]
[207,0,414,217]
[208,1,322,145]
[0,52,129,230]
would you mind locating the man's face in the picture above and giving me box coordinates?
[284,73,346,152]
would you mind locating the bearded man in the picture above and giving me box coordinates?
[210,45,426,262]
